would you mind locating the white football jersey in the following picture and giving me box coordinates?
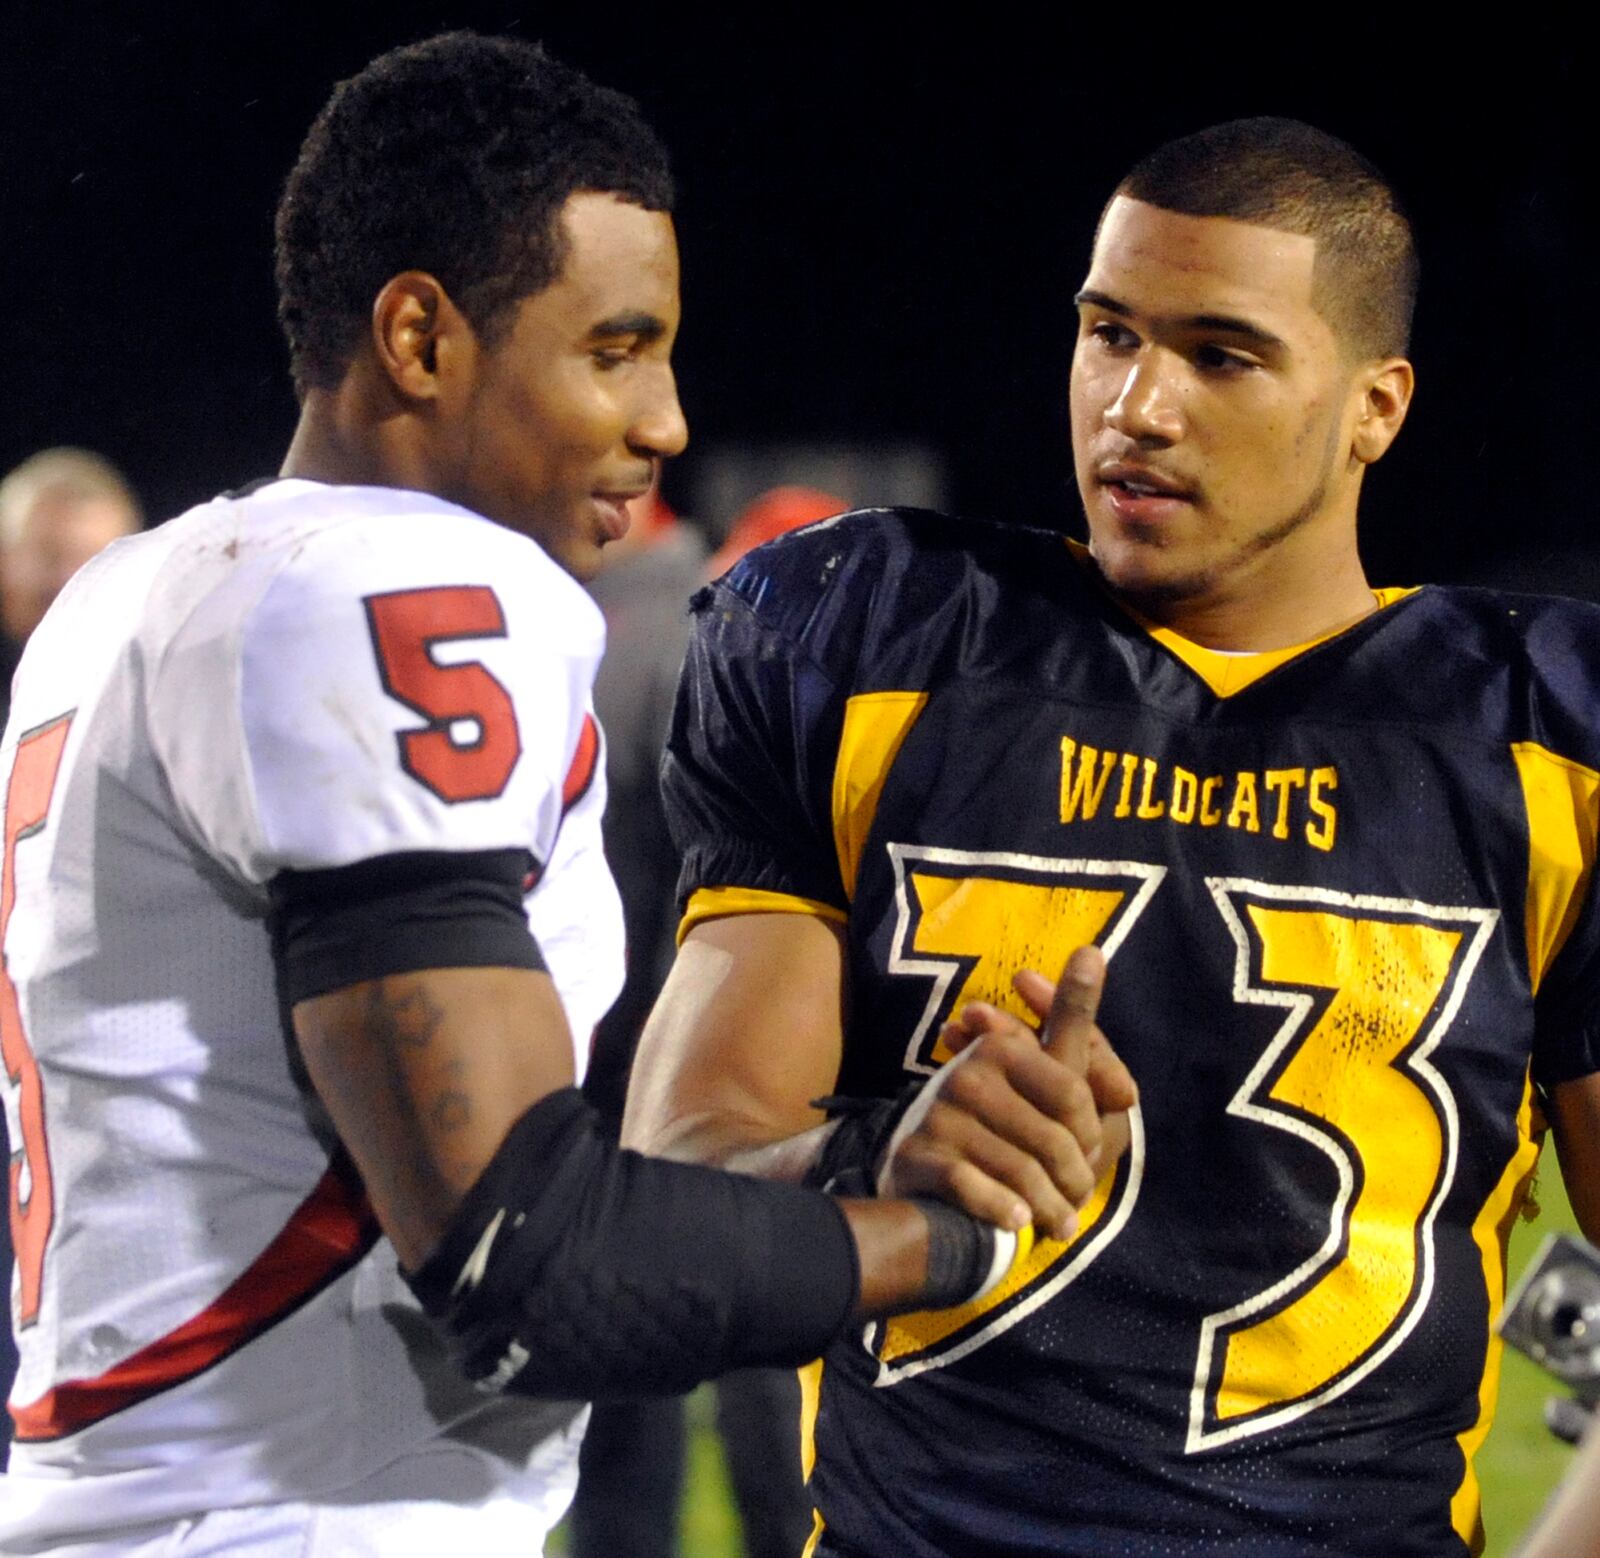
[0,480,623,1545]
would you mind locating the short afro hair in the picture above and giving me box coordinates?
[1115,117,1417,359]
[275,32,674,395]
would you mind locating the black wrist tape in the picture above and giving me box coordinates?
[804,1082,925,1195]
[914,1198,1001,1309]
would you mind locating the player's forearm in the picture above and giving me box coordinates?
[622,911,848,1172]
[401,1083,1012,1402]
[294,966,578,1270]
[1515,1413,1600,1557]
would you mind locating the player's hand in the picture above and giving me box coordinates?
[1011,949,1136,1178]
[875,946,1136,1243]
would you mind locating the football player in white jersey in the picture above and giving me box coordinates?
[0,32,1130,1555]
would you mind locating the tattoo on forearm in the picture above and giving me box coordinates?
[360,976,472,1186]
[366,979,446,1051]
[299,974,499,1257]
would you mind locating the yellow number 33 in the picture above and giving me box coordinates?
[872,846,1498,1456]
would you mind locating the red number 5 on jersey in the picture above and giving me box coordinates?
[364,586,522,803]
[2,713,74,1328]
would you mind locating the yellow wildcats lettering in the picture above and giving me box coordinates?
[1058,737,1118,822]
[1057,737,1339,853]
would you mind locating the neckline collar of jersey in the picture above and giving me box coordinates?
[1062,537,1420,699]
[238,476,503,526]
[222,475,285,501]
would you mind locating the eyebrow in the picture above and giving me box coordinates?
[1073,289,1288,353]
[589,311,667,342]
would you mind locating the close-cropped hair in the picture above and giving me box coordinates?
[274,31,674,396]
[1115,117,1418,359]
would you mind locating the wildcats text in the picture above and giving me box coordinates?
[1058,736,1338,853]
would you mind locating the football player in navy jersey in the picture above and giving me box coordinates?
[626,117,1600,1556]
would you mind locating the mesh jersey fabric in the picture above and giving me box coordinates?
[663,506,1600,1557]
[0,479,621,1545]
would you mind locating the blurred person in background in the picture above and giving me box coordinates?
[580,477,710,1131]
[705,486,848,582]
[0,449,142,730]
[0,447,141,1467]
[573,483,844,1558]
[570,476,704,1558]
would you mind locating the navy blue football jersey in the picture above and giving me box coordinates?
[662,508,1600,1558]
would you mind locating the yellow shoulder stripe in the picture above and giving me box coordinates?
[831,691,928,898]
[1511,741,1600,992]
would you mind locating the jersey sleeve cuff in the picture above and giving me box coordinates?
[269,847,544,1006]
[677,886,848,945]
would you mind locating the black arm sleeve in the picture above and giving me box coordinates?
[268,848,543,1005]
[405,1086,859,1400]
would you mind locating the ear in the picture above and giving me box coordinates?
[370,272,475,403]
[1350,357,1414,466]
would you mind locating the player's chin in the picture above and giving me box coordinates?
[1091,540,1213,607]
[1089,527,1164,581]
[554,536,608,583]
[526,516,608,581]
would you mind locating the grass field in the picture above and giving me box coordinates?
[553,1156,1584,1556]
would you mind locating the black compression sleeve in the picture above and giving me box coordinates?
[268,848,543,1005]
[406,1087,859,1400]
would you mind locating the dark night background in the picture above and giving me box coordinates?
[0,8,1586,590]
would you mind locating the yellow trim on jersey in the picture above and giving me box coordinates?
[1062,539,1420,697]
[1143,585,1420,698]
[1451,1074,1542,1552]
[676,886,847,944]
[1459,739,1576,1553]
[799,1359,825,1558]
[798,1357,823,1481]
[1511,741,1600,993]
[832,692,930,899]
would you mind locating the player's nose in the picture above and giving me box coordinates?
[1103,352,1184,445]
[629,366,689,459]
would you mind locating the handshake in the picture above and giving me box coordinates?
[806,945,1138,1317]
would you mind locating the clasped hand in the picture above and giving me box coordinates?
[875,946,1136,1244]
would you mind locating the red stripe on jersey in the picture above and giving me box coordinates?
[524,714,601,893]
[10,1159,380,1442]
[561,714,600,813]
